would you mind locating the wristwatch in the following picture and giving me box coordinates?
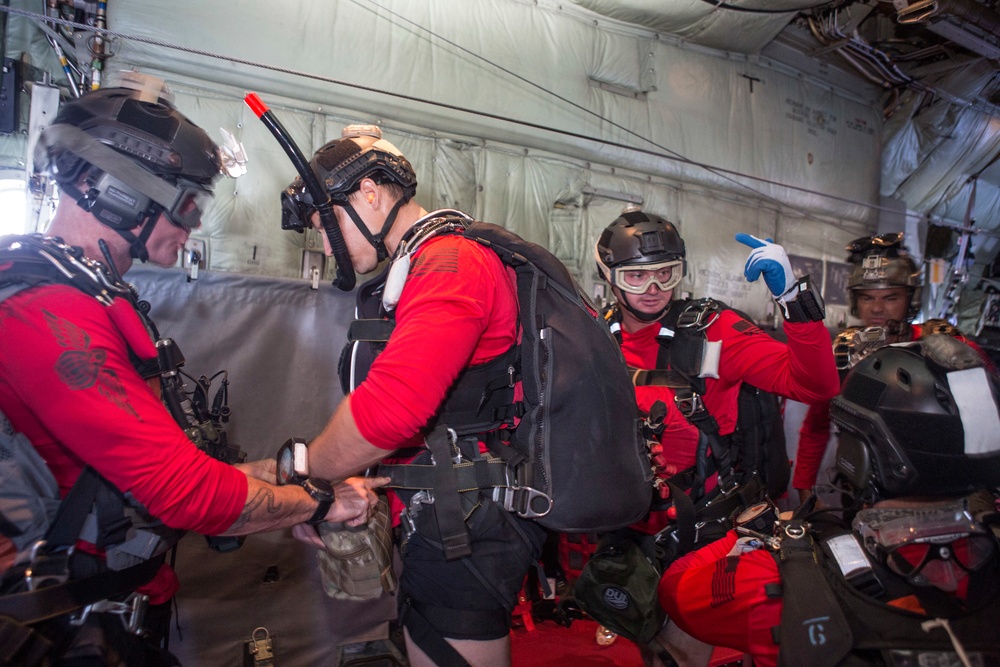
[275,437,335,525]
[276,437,309,486]
[302,478,335,525]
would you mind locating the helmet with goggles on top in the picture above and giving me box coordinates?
[34,74,224,262]
[845,232,922,323]
[595,208,686,321]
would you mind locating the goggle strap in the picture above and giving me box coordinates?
[41,124,182,211]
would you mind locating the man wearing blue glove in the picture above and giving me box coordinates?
[592,209,840,666]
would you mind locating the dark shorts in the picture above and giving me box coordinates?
[399,494,546,640]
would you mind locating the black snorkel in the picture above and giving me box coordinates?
[244,92,356,291]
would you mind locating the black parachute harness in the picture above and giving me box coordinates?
[763,506,1000,667]
[607,299,771,559]
[344,212,653,667]
[354,215,537,558]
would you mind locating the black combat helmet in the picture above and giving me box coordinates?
[831,335,1000,501]
[34,80,222,261]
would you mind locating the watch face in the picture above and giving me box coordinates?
[276,441,296,485]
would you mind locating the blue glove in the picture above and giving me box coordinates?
[735,233,795,298]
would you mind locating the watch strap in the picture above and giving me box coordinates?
[304,478,335,525]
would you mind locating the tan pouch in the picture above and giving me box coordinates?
[316,494,396,601]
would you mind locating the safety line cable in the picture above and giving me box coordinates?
[0,3,962,229]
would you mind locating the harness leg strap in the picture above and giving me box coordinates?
[399,597,472,667]
[426,425,472,560]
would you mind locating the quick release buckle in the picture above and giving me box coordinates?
[715,471,740,496]
[676,299,721,331]
[673,390,704,419]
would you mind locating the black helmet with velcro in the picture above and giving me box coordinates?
[35,79,222,261]
[831,335,1000,502]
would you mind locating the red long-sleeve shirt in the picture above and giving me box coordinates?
[350,233,518,449]
[0,283,248,601]
[621,309,839,533]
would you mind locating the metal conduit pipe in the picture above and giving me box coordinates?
[897,0,1000,35]
[807,17,912,88]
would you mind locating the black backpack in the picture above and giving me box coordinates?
[342,212,652,555]
[733,382,789,500]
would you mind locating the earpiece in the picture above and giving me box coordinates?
[367,193,375,204]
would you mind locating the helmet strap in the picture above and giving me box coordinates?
[342,197,407,263]
[618,290,669,322]
[63,177,160,263]
[121,204,164,263]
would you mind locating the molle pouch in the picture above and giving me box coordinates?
[572,530,666,645]
[315,494,396,601]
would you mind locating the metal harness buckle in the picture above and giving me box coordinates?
[24,540,72,591]
[673,390,704,419]
[492,468,553,518]
[71,592,150,635]
[676,299,721,331]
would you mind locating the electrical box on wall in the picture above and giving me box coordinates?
[0,58,19,135]
[182,238,208,281]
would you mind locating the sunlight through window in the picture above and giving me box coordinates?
[0,179,28,236]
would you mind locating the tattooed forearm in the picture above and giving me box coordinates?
[227,486,283,532]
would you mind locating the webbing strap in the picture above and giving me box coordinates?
[0,615,52,667]
[398,598,471,667]
[43,467,103,549]
[775,523,853,667]
[379,457,508,493]
[425,425,472,560]
[0,556,161,625]
[347,318,395,343]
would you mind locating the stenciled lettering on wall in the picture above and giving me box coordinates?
[845,117,876,136]
[695,266,755,301]
[784,98,837,138]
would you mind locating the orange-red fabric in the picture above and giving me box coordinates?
[658,531,782,667]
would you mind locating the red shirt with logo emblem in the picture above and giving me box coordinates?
[0,284,248,602]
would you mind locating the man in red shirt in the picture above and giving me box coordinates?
[592,209,840,664]
[793,232,990,504]
[659,337,1000,666]
[0,82,383,665]
[286,125,547,667]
